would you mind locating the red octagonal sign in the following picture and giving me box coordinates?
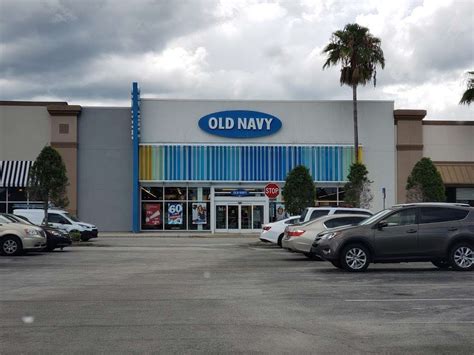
[265,183,280,199]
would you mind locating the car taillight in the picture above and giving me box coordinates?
[263,226,271,231]
[288,229,305,237]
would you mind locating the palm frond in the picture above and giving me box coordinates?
[321,22,385,88]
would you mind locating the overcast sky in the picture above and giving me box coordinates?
[1,0,473,120]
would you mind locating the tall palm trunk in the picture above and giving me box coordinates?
[352,84,359,162]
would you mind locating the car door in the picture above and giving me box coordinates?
[46,213,70,232]
[374,208,419,258]
[417,207,468,256]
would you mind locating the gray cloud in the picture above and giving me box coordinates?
[0,0,473,120]
[1,0,219,77]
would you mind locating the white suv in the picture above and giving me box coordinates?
[0,215,46,256]
[299,207,373,223]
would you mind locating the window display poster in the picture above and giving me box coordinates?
[167,203,183,225]
[275,203,288,221]
[145,204,161,226]
[192,203,207,224]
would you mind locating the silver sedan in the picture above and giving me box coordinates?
[282,214,369,258]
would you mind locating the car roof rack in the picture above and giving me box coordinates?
[392,202,470,208]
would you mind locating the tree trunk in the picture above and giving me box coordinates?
[352,84,359,162]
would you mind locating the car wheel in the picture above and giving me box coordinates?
[340,244,370,272]
[431,260,450,269]
[449,243,474,271]
[1,236,23,256]
[277,234,284,247]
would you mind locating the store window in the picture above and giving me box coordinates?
[164,202,187,230]
[8,187,27,201]
[188,202,211,230]
[270,202,290,222]
[141,186,163,201]
[165,187,187,201]
[141,202,163,230]
[0,187,43,214]
[187,188,210,201]
[0,188,6,201]
[316,187,338,206]
[141,185,211,231]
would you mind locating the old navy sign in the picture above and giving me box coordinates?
[198,110,282,138]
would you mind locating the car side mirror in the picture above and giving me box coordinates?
[378,220,388,229]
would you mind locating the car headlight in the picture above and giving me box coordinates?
[322,232,340,241]
[79,224,90,229]
[49,230,62,236]
[24,228,40,236]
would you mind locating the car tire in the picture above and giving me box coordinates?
[304,252,322,261]
[431,260,450,269]
[277,234,284,247]
[1,236,23,256]
[449,243,474,271]
[340,244,370,272]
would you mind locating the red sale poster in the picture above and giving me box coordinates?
[145,204,161,226]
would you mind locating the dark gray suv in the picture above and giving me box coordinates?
[311,203,474,272]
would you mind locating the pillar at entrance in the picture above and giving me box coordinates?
[47,104,82,215]
[394,109,426,204]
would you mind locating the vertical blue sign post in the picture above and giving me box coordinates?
[131,82,140,232]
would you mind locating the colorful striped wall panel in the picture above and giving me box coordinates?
[139,145,361,182]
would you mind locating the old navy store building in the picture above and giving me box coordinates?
[129,83,395,233]
[9,83,473,234]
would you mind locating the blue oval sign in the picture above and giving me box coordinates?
[198,110,282,138]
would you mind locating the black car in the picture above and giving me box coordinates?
[311,203,474,272]
[2,214,72,252]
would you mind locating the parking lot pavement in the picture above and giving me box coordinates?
[1,238,473,354]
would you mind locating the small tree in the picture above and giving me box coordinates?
[282,165,317,215]
[344,162,373,208]
[406,157,445,202]
[28,146,69,225]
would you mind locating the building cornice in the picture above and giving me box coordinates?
[47,105,82,116]
[393,109,427,123]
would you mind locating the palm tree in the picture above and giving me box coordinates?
[459,71,474,105]
[322,23,385,162]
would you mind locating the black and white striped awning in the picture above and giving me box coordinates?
[0,161,33,187]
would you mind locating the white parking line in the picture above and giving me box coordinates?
[345,298,474,302]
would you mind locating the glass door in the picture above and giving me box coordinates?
[252,205,264,229]
[215,204,227,230]
[215,202,267,232]
[241,205,252,230]
[227,205,239,230]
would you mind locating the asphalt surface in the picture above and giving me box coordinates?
[1,237,473,354]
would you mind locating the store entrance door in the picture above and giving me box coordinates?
[215,202,265,232]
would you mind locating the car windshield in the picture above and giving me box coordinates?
[64,213,80,222]
[6,214,33,225]
[358,209,393,225]
[0,215,12,223]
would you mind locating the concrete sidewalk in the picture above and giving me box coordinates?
[98,231,259,238]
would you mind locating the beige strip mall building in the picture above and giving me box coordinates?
[0,97,473,232]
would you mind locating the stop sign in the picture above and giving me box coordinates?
[265,183,280,199]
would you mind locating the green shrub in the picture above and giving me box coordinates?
[406,157,445,202]
[69,231,81,242]
[344,163,373,208]
[282,165,317,215]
